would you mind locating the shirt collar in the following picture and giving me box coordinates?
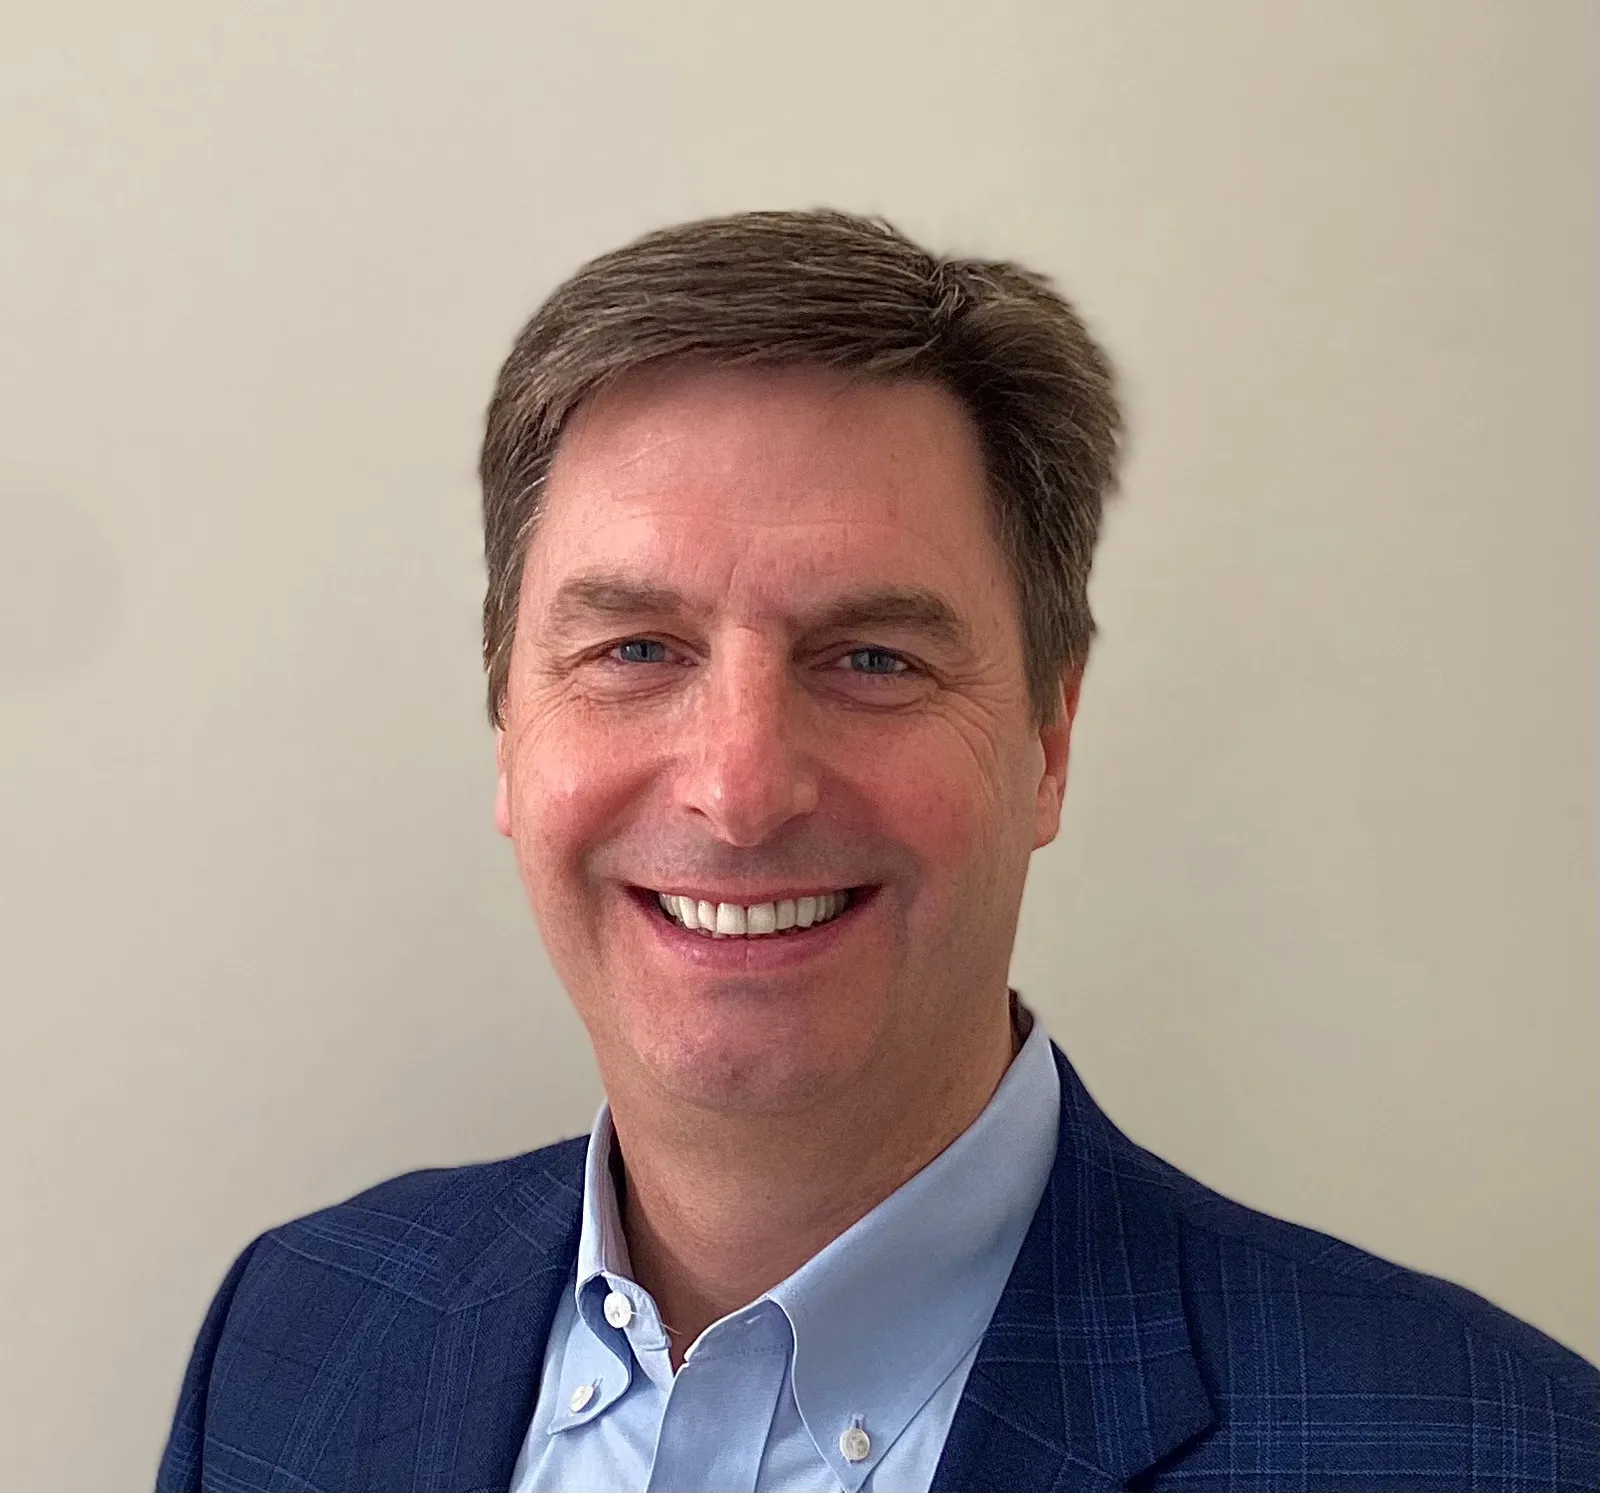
[564,1004,1061,1486]
[576,1106,632,1289]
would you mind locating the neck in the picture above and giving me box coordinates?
[609,995,1020,1365]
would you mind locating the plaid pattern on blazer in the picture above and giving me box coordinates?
[157,1046,1599,1491]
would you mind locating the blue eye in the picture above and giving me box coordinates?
[845,648,907,676]
[615,639,669,664]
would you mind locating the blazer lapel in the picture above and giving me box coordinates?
[934,1045,1214,1492]
[410,1141,586,1492]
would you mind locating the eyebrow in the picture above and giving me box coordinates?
[543,571,972,651]
[545,574,688,634]
[806,587,971,649]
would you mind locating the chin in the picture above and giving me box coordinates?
[634,1010,868,1116]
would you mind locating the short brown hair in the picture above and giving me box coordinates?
[480,209,1123,725]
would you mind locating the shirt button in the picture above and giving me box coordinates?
[568,1382,596,1414]
[840,1426,872,1463]
[603,1290,634,1329]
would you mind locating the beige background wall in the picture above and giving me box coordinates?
[1,2,1594,1487]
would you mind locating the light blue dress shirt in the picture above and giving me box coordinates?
[511,1011,1061,1493]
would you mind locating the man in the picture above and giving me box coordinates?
[157,210,1598,1492]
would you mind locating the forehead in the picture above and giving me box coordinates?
[525,365,1015,623]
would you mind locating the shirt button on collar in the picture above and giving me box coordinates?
[602,1289,633,1329]
[568,1381,596,1414]
[840,1425,872,1463]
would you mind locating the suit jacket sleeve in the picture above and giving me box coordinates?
[154,1239,261,1493]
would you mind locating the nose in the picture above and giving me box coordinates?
[677,635,819,847]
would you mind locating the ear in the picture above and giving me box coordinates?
[1032,669,1082,851]
[493,726,512,838]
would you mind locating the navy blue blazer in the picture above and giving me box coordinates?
[157,1046,1598,1491]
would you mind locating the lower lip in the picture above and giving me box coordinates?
[629,888,875,970]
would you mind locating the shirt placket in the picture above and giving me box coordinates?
[645,1309,792,1493]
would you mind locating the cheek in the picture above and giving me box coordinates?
[505,707,655,891]
[842,725,1022,894]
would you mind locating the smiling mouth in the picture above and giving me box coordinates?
[651,889,855,938]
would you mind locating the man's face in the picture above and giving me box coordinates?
[496,366,1076,1117]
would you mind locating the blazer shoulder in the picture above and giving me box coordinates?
[244,1134,589,1311]
[332,1133,589,1225]
[1110,1130,1598,1398]
[157,1137,587,1490]
[1091,1134,1598,1490]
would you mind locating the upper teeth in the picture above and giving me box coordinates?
[656,891,850,937]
